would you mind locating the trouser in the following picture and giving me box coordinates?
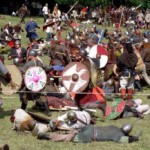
[140,66,150,86]
[37,131,76,141]
[134,99,150,114]
[122,105,143,118]
[81,101,106,115]
[43,14,49,22]
[120,76,135,89]
[20,14,26,23]
[19,86,40,110]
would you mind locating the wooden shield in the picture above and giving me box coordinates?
[0,65,22,95]
[62,62,90,93]
[24,66,47,92]
[88,45,108,68]
[105,98,125,120]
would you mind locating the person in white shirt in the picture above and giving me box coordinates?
[49,110,91,131]
[42,3,49,23]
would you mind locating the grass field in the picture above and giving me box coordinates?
[0,15,150,150]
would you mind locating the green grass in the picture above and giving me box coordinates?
[0,15,150,150]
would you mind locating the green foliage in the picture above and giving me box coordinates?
[54,0,112,6]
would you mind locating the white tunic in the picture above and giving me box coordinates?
[42,6,48,15]
[13,109,32,130]
[55,110,91,130]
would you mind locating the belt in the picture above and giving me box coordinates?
[92,126,99,141]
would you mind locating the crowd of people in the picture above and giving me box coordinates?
[0,2,150,148]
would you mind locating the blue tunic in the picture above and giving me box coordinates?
[25,21,39,39]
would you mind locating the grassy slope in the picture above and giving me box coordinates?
[0,15,150,150]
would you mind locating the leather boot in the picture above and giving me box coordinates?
[37,133,49,140]
[128,130,143,143]
[128,136,139,143]
[134,80,143,92]
[98,103,106,116]
[43,101,51,116]
[127,89,134,100]
[120,89,127,100]
[21,101,28,110]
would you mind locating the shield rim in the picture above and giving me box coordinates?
[0,65,23,95]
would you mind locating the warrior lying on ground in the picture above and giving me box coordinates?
[38,123,142,144]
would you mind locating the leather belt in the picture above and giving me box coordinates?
[93,126,98,141]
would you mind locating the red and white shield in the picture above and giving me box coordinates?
[24,66,47,92]
[87,45,108,68]
[62,62,90,93]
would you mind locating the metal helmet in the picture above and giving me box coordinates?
[76,27,80,32]
[66,34,71,41]
[125,31,129,35]
[13,57,20,65]
[28,50,37,57]
[70,39,76,45]
[37,50,43,56]
[143,38,149,43]
[121,123,133,134]
[67,111,77,122]
[79,48,87,57]
[15,40,21,45]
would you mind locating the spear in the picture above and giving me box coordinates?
[67,1,79,15]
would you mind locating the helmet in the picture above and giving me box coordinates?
[70,39,76,45]
[67,111,77,122]
[28,50,37,57]
[13,58,20,65]
[143,38,149,43]
[121,123,133,135]
[76,28,80,32]
[66,34,71,41]
[15,40,21,45]
[79,48,87,57]
[37,50,43,56]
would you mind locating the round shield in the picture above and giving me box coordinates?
[0,65,22,95]
[105,98,125,120]
[88,45,108,68]
[62,62,90,93]
[24,66,47,92]
[145,13,150,23]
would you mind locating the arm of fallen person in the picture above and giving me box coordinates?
[113,64,119,76]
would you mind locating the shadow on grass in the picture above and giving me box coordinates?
[0,108,14,119]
